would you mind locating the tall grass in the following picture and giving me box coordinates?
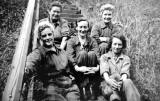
[0,0,26,99]
[71,0,160,100]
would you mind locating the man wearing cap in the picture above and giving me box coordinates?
[39,2,70,49]
[91,3,122,55]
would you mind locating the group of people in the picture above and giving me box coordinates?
[25,2,141,101]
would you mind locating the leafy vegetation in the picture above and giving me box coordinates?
[0,0,26,99]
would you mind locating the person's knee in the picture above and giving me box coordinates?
[99,42,109,55]
[123,79,132,86]
[122,79,134,90]
[88,51,97,61]
[78,50,88,56]
[66,91,80,101]
[99,42,109,49]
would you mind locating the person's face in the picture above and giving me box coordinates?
[40,28,54,48]
[111,37,123,54]
[101,10,113,23]
[76,21,89,37]
[49,6,61,22]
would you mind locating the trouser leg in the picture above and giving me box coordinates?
[87,51,99,67]
[122,79,141,101]
[76,50,88,66]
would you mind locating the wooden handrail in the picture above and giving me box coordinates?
[32,0,40,50]
[2,0,37,101]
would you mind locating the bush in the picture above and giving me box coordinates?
[0,0,26,99]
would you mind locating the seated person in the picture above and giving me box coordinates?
[66,19,101,100]
[91,4,122,55]
[39,2,70,49]
[25,21,80,101]
[100,34,141,101]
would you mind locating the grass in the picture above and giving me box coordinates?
[0,0,26,99]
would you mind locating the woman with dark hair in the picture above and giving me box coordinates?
[100,34,140,101]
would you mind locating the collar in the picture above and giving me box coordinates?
[100,21,113,29]
[107,51,124,60]
[40,45,61,55]
[48,17,61,27]
[75,35,91,46]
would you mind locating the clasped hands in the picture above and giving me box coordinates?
[107,74,127,91]
[74,65,99,74]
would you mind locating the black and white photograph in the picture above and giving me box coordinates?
[0,0,160,101]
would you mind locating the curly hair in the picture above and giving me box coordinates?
[108,33,127,50]
[48,2,62,12]
[34,21,54,39]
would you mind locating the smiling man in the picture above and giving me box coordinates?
[39,2,70,49]
[91,4,122,55]
[25,22,80,101]
[66,19,101,100]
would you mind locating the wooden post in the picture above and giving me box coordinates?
[2,0,36,101]
[32,0,40,50]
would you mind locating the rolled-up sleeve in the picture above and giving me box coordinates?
[100,54,110,76]
[66,38,76,66]
[91,24,101,44]
[26,49,41,74]
[120,56,131,78]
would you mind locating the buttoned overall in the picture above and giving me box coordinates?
[26,46,80,101]
[66,36,101,99]
[91,21,120,55]
[100,51,141,101]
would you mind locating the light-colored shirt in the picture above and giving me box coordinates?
[100,51,130,77]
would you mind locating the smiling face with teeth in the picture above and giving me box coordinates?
[101,10,113,23]
[40,27,54,48]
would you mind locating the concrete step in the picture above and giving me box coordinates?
[63,5,78,10]
[60,13,83,18]
[62,9,81,14]
[62,17,82,22]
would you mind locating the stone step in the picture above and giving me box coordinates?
[62,9,81,14]
[62,17,82,22]
[63,5,78,10]
[60,13,83,18]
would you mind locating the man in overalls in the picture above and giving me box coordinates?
[25,22,80,101]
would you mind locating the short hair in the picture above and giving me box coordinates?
[108,33,127,49]
[76,18,90,27]
[35,21,54,38]
[100,3,115,13]
[48,2,62,11]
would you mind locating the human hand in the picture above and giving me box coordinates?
[108,78,121,90]
[91,65,99,72]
